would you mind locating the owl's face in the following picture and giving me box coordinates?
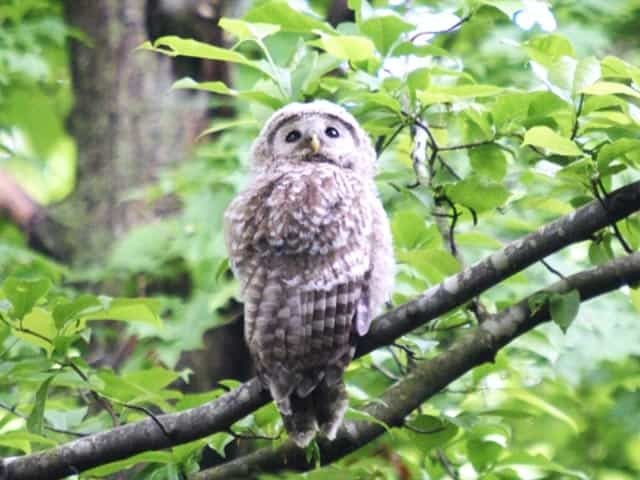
[269,112,359,168]
[251,101,376,178]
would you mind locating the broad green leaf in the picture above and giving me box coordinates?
[497,452,589,479]
[13,307,56,354]
[52,294,100,329]
[402,415,458,451]
[172,77,234,95]
[417,84,503,104]
[470,145,508,181]
[392,211,440,250]
[510,389,579,432]
[310,32,375,62]
[601,55,640,84]
[0,431,57,454]
[391,41,448,57]
[581,81,640,99]
[208,432,234,458]
[85,451,173,477]
[80,297,162,327]
[345,407,391,432]
[359,15,414,56]
[139,36,251,64]
[2,276,51,319]
[572,56,601,94]
[549,289,580,333]
[522,126,582,156]
[524,34,575,66]
[348,0,374,24]
[244,1,334,34]
[218,18,280,42]
[27,376,54,435]
[468,437,503,472]
[476,0,526,18]
[588,237,614,265]
[446,176,510,212]
[197,119,258,139]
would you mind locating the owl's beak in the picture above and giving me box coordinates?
[308,134,321,153]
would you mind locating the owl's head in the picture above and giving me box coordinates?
[250,101,376,177]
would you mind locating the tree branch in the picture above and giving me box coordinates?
[194,251,640,479]
[3,180,640,480]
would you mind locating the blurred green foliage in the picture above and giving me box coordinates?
[1,0,640,478]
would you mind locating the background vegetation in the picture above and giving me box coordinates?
[1,0,640,478]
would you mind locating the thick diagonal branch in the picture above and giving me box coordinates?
[195,251,640,479]
[3,180,639,480]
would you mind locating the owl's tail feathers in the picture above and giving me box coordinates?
[282,394,319,448]
[314,378,348,440]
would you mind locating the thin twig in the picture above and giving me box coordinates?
[409,14,473,41]
[592,178,633,253]
[0,401,87,437]
[227,428,281,442]
[376,124,406,156]
[436,448,460,480]
[120,403,172,439]
[540,259,566,280]
[64,361,120,427]
[571,94,585,140]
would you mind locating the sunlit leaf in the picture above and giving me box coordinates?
[522,126,582,156]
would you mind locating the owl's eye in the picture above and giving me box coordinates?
[285,130,302,143]
[325,127,340,138]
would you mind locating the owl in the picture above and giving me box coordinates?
[224,101,394,447]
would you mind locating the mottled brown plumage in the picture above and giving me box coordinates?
[224,101,394,447]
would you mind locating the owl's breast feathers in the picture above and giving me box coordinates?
[225,163,374,285]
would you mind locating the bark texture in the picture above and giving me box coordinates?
[57,0,208,263]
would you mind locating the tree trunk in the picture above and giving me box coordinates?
[57,0,209,264]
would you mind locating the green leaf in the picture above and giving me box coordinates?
[2,277,51,319]
[85,451,173,477]
[572,56,601,95]
[218,18,280,42]
[197,119,258,139]
[446,176,510,212]
[348,0,374,24]
[597,139,640,167]
[244,1,334,34]
[139,36,251,64]
[172,77,234,95]
[470,145,508,181]
[581,81,640,99]
[201,432,231,459]
[522,126,582,156]
[601,55,640,84]
[80,297,162,327]
[403,415,458,451]
[392,212,440,250]
[345,407,391,432]
[27,376,54,435]
[510,389,579,432]
[310,31,376,62]
[417,84,503,105]
[0,431,57,454]
[549,289,580,333]
[524,34,576,66]
[359,15,414,56]
[477,1,526,18]
[13,307,56,354]
[52,294,100,330]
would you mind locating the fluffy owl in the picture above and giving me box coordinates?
[224,100,394,447]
